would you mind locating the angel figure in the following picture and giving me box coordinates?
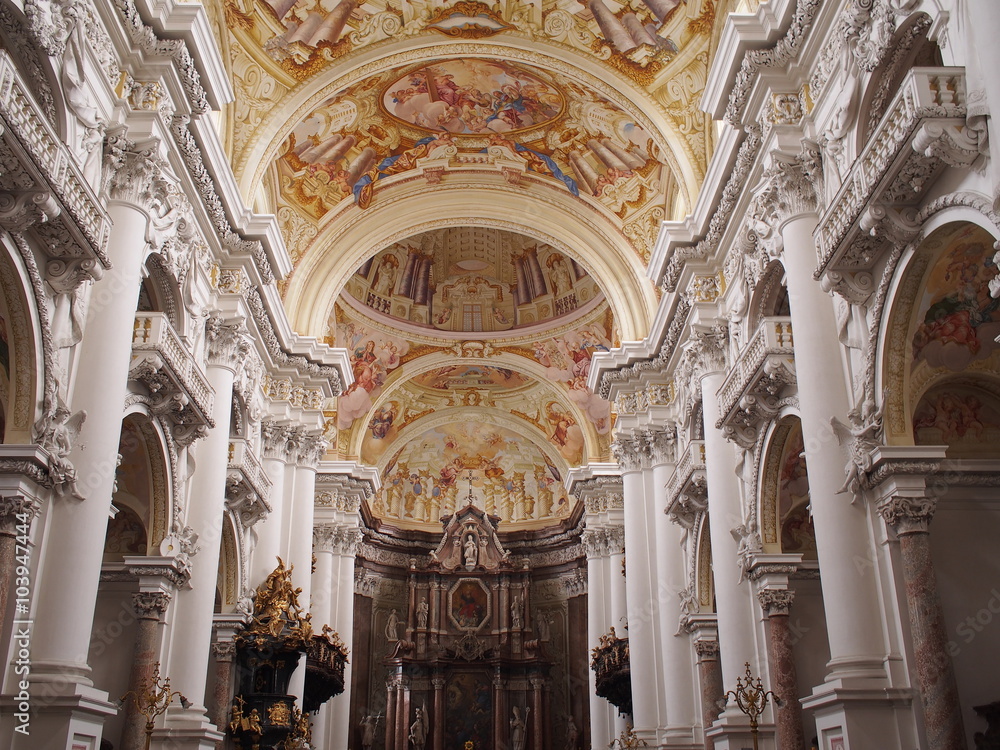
[33,404,86,501]
[731,519,762,584]
[831,390,886,501]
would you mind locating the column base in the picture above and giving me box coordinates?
[657,728,704,749]
[800,678,917,750]
[153,705,225,750]
[0,681,116,750]
[705,708,776,750]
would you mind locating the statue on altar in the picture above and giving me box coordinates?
[511,706,530,750]
[464,533,478,567]
[409,706,428,750]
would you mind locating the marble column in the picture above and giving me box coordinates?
[121,591,172,750]
[385,677,398,750]
[208,640,237,740]
[432,674,445,750]
[161,315,247,749]
[0,496,39,638]
[531,675,545,750]
[22,142,176,748]
[764,154,887,680]
[695,639,724,750]
[880,496,966,750]
[310,524,336,746]
[758,589,805,750]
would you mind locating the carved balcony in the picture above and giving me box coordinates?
[815,67,979,299]
[591,630,631,715]
[0,51,110,269]
[226,439,272,528]
[130,313,215,439]
[665,440,707,530]
[303,633,349,713]
[716,317,796,449]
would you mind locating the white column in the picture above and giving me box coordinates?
[160,315,247,750]
[607,541,629,739]
[251,422,290,588]
[967,0,1000,210]
[650,434,698,747]
[22,146,171,748]
[285,437,322,705]
[585,528,613,748]
[328,527,359,750]
[702,368,765,750]
[780,212,886,676]
[613,436,662,745]
[310,524,337,745]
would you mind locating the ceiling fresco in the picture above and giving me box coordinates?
[341,227,605,332]
[204,0,733,531]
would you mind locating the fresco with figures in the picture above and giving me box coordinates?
[372,421,570,528]
[911,224,1000,372]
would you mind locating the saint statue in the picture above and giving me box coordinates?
[417,598,429,629]
[510,706,530,750]
[463,534,478,567]
[409,706,427,750]
[385,609,401,641]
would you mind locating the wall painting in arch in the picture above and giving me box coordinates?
[911,224,1000,372]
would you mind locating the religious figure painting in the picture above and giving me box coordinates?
[911,225,1000,372]
[912,385,1000,454]
[445,672,492,748]
[383,59,564,134]
[450,579,489,631]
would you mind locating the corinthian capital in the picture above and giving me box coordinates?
[755,144,824,225]
[879,495,936,536]
[313,523,337,553]
[0,495,40,534]
[296,431,328,468]
[644,426,677,466]
[205,313,250,370]
[681,324,729,381]
[611,432,647,472]
[103,132,177,220]
[757,587,795,616]
[261,420,291,460]
[131,591,171,620]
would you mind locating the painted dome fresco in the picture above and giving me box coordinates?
[341,227,605,334]
[382,60,565,134]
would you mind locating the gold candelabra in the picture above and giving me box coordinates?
[120,661,191,750]
[609,724,647,750]
[724,662,780,750]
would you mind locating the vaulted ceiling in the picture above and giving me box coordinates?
[204,0,740,530]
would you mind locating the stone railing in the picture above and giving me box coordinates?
[227,438,271,505]
[131,312,215,429]
[665,439,706,510]
[0,51,110,265]
[815,67,977,280]
[717,317,794,417]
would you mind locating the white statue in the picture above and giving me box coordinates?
[510,706,530,750]
[417,598,429,629]
[463,534,478,567]
[385,608,401,641]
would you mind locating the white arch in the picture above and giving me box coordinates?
[285,177,658,341]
